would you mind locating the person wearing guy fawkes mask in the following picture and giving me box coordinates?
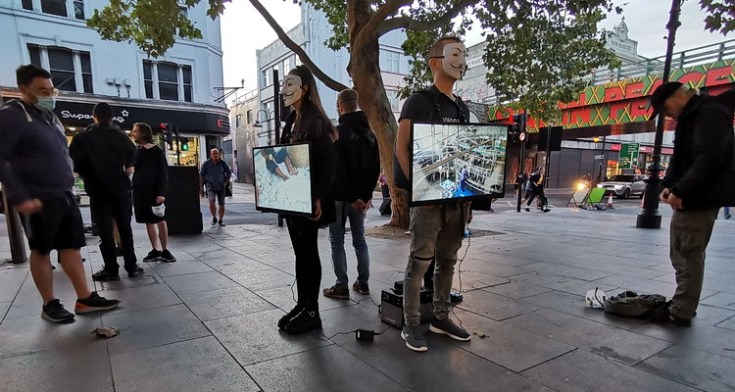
[394,36,473,352]
[0,64,120,323]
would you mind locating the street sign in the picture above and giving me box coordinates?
[594,154,605,160]
[619,143,640,169]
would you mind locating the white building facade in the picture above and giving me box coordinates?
[0,0,229,167]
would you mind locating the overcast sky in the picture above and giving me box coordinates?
[220,0,729,94]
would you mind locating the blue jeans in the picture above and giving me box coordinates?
[328,201,370,286]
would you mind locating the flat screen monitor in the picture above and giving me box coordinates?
[253,142,312,217]
[410,122,508,206]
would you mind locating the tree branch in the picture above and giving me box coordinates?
[354,0,411,50]
[376,0,476,36]
[248,0,347,91]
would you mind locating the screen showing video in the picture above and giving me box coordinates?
[253,142,312,217]
[410,123,508,206]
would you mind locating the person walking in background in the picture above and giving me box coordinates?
[69,102,143,281]
[277,65,337,335]
[0,64,119,322]
[525,166,550,213]
[651,81,735,325]
[200,148,231,226]
[723,206,731,220]
[394,36,473,352]
[131,122,176,263]
[323,88,380,300]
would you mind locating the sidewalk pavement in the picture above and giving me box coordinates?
[1,182,734,392]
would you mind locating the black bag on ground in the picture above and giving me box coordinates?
[604,291,667,318]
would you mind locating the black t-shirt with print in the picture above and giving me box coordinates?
[393,85,470,190]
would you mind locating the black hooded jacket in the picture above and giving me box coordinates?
[662,89,735,209]
[69,123,136,197]
[333,111,380,203]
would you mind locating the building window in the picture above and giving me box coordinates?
[235,114,242,127]
[27,44,93,93]
[182,65,192,102]
[178,5,187,18]
[383,50,400,73]
[262,69,271,87]
[157,62,178,101]
[143,60,153,99]
[142,60,193,102]
[247,110,253,124]
[73,0,84,19]
[22,0,32,10]
[388,91,399,111]
[41,0,67,17]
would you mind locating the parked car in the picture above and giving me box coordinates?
[597,174,646,199]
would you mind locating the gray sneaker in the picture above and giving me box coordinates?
[401,325,428,352]
[429,318,471,341]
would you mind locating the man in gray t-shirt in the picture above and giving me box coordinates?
[200,148,231,226]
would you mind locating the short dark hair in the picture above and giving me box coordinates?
[133,122,153,144]
[337,89,359,112]
[93,102,114,124]
[16,64,51,87]
[428,36,463,59]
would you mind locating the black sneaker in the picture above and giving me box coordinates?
[127,266,144,278]
[283,308,322,335]
[218,220,226,226]
[323,285,350,299]
[650,300,692,326]
[525,207,531,212]
[160,249,177,263]
[74,292,121,314]
[278,304,305,330]
[92,269,120,282]
[41,299,75,323]
[142,249,162,263]
[450,289,463,303]
[211,217,218,225]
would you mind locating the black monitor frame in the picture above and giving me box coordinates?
[253,142,313,218]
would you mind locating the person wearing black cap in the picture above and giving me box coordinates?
[69,102,143,281]
[649,81,735,325]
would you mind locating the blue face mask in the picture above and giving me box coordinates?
[34,96,56,112]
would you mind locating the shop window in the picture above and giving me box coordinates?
[41,0,67,17]
[22,0,33,10]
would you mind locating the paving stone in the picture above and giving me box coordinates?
[94,283,182,315]
[523,349,699,392]
[505,308,673,365]
[457,288,541,321]
[111,336,259,392]
[716,315,735,331]
[162,271,241,294]
[485,281,555,300]
[205,308,330,366]
[632,322,735,361]
[179,286,276,321]
[230,267,297,291]
[145,259,215,277]
[0,344,112,392]
[0,301,9,321]
[513,272,620,298]
[331,315,554,392]
[0,313,103,359]
[102,304,211,355]
[245,344,407,392]
[637,344,735,392]
[0,266,28,302]
[701,292,735,311]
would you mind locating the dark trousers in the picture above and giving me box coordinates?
[526,187,548,208]
[90,190,137,273]
[286,217,322,310]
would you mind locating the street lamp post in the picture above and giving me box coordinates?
[637,0,682,229]
[252,109,274,144]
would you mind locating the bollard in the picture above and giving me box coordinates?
[1,183,27,264]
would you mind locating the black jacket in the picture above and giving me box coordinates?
[69,123,136,197]
[281,106,337,225]
[662,90,735,209]
[333,111,380,203]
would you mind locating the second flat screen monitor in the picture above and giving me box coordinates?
[410,122,508,206]
[253,142,313,217]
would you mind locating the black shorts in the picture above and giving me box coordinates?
[20,193,86,254]
[133,185,165,224]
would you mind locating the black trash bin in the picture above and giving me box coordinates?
[166,166,203,235]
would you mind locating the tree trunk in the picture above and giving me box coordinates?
[348,1,409,229]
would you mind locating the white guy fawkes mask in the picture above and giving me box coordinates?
[442,43,467,80]
[282,75,304,107]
